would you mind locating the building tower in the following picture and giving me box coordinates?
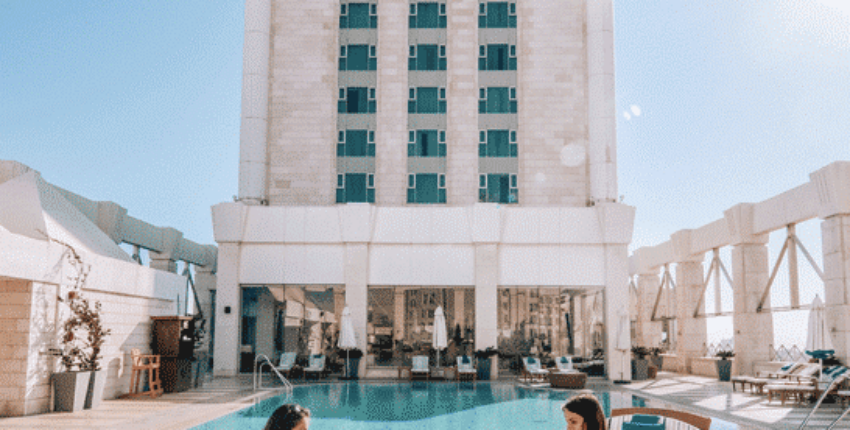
[212,0,635,380]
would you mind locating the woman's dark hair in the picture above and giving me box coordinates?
[264,404,311,430]
[563,394,607,430]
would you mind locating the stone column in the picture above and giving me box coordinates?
[474,244,499,350]
[671,230,708,373]
[812,161,850,364]
[213,243,241,377]
[446,0,479,205]
[394,289,405,342]
[344,243,369,375]
[636,271,663,348]
[725,203,773,376]
[603,244,630,382]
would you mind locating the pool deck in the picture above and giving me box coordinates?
[1,372,848,429]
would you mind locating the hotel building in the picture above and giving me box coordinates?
[212,0,635,379]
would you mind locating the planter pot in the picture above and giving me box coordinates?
[489,356,499,380]
[344,357,361,379]
[53,371,91,412]
[650,355,663,369]
[631,359,649,381]
[477,357,491,380]
[716,359,733,381]
[85,369,107,409]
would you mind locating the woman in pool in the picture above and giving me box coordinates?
[264,403,311,430]
[562,393,607,430]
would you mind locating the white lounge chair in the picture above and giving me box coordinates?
[521,357,549,383]
[456,355,476,381]
[303,354,326,379]
[410,355,430,380]
[554,356,577,373]
[275,352,297,377]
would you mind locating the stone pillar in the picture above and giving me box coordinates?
[636,271,663,348]
[812,161,850,364]
[213,243,241,377]
[344,244,369,356]
[674,261,707,371]
[474,244,499,350]
[601,244,631,382]
[454,289,465,332]
[446,0,479,205]
[725,203,773,376]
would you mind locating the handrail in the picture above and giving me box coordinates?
[826,403,850,430]
[797,374,847,429]
[254,354,293,392]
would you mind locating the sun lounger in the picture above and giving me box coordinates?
[410,355,430,380]
[732,362,816,394]
[456,355,476,381]
[275,352,297,378]
[303,354,326,380]
[521,357,549,383]
[766,366,850,405]
[553,356,577,373]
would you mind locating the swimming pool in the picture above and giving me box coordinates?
[191,382,740,430]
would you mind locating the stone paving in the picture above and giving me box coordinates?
[1,372,849,429]
[622,371,850,429]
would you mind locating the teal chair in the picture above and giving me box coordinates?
[275,352,297,377]
[410,355,430,380]
[456,355,476,381]
[304,355,326,380]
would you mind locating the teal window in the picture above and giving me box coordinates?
[338,130,376,157]
[407,173,446,204]
[478,130,516,157]
[408,44,447,71]
[479,2,516,29]
[339,87,376,113]
[340,45,377,71]
[478,174,517,203]
[410,2,447,29]
[478,44,516,71]
[408,87,446,114]
[341,3,378,29]
[337,173,375,203]
[478,87,517,114]
[408,129,446,157]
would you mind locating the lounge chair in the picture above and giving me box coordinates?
[521,357,549,383]
[456,355,476,381]
[553,356,577,373]
[410,355,430,380]
[275,352,297,378]
[731,362,804,393]
[765,365,849,405]
[609,408,711,430]
[303,354,326,380]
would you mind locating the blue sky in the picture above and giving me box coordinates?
[2,1,849,347]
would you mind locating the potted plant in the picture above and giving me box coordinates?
[715,350,735,381]
[474,347,499,380]
[342,348,364,379]
[52,238,111,411]
[649,347,664,369]
[631,346,651,381]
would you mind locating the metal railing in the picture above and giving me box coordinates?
[703,341,733,357]
[797,374,848,429]
[254,354,293,392]
[769,344,806,362]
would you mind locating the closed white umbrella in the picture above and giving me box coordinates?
[432,306,448,368]
[805,295,834,379]
[616,312,631,382]
[338,307,357,378]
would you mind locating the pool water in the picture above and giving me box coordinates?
[191,382,739,430]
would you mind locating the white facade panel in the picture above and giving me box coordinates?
[239,244,345,284]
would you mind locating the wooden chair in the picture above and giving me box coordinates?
[609,408,711,430]
[125,348,163,398]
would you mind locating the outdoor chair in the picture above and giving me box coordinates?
[303,354,326,380]
[124,348,163,398]
[609,408,711,430]
[731,362,804,393]
[456,355,476,381]
[410,355,430,380]
[521,357,549,383]
[765,366,848,405]
[553,356,577,373]
[275,352,297,378]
